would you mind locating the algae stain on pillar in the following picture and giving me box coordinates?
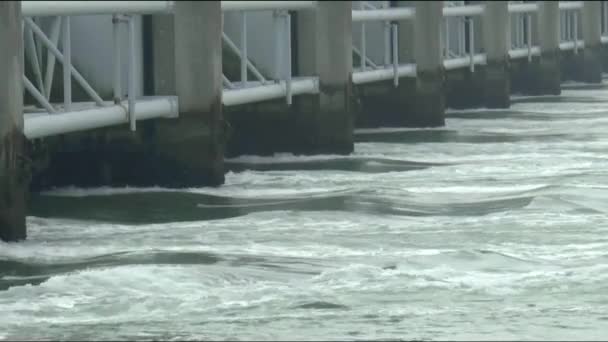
[0,1,28,242]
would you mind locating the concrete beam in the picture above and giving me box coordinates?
[0,1,27,242]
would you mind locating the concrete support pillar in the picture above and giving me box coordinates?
[153,1,225,186]
[534,1,561,94]
[0,1,27,242]
[413,1,444,126]
[578,1,603,83]
[482,1,510,108]
[295,1,353,154]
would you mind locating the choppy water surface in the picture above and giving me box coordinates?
[3,81,608,341]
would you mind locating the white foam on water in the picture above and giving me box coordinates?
[403,184,548,194]
[510,101,608,115]
[355,126,451,134]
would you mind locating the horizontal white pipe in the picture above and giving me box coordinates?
[443,54,486,70]
[442,5,484,17]
[221,1,316,12]
[602,36,608,44]
[223,78,318,107]
[508,46,541,59]
[22,1,174,16]
[352,8,415,22]
[560,40,585,50]
[508,3,538,14]
[352,64,416,85]
[559,2,583,11]
[24,97,178,139]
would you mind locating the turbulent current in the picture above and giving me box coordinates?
[3,81,608,340]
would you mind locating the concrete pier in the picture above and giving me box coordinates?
[577,1,603,83]
[294,1,354,154]
[413,1,445,126]
[531,1,561,95]
[482,1,510,108]
[0,1,27,242]
[153,1,225,186]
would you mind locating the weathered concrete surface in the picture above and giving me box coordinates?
[141,2,226,186]
[525,1,561,95]
[566,1,603,83]
[482,1,510,108]
[413,1,445,126]
[445,68,484,110]
[0,2,28,242]
[296,1,354,154]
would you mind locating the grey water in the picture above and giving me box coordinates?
[3,81,608,341]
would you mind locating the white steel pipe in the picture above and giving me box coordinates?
[44,16,61,100]
[559,2,583,11]
[352,8,415,22]
[469,18,474,72]
[560,40,585,50]
[23,76,56,114]
[112,14,122,103]
[22,1,174,17]
[509,46,541,59]
[527,14,532,62]
[24,97,179,139]
[25,26,45,95]
[274,11,281,82]
[222,33,266,84]
[62,16,71,112]
[384,21,391,65]
[573,11,578,54]
[508,3,538,14]
[285,13,292,106]
[25,17,105,107]
[222,1,316,12]
[353,46,379,69]
[241,12,248,84]
[392,23,398,87]
[443,54,486,70]
[223,78,317,107]
[223,74,234,89]
[361,18,366,69]
[444,18,450,59]
[128,16,137,131]
[352,64,416,85]
[443,5,484,17]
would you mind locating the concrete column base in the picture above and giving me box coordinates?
[0,130,28,242]
[524,51,561,95]
[575,46,603,84]
[294,83,354,155]
[355,81,411,128]
[414,70,445,127]
[484,60,510,108]
[224,91,353,157]
[153,112,226,187]
[445,69,484,109]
